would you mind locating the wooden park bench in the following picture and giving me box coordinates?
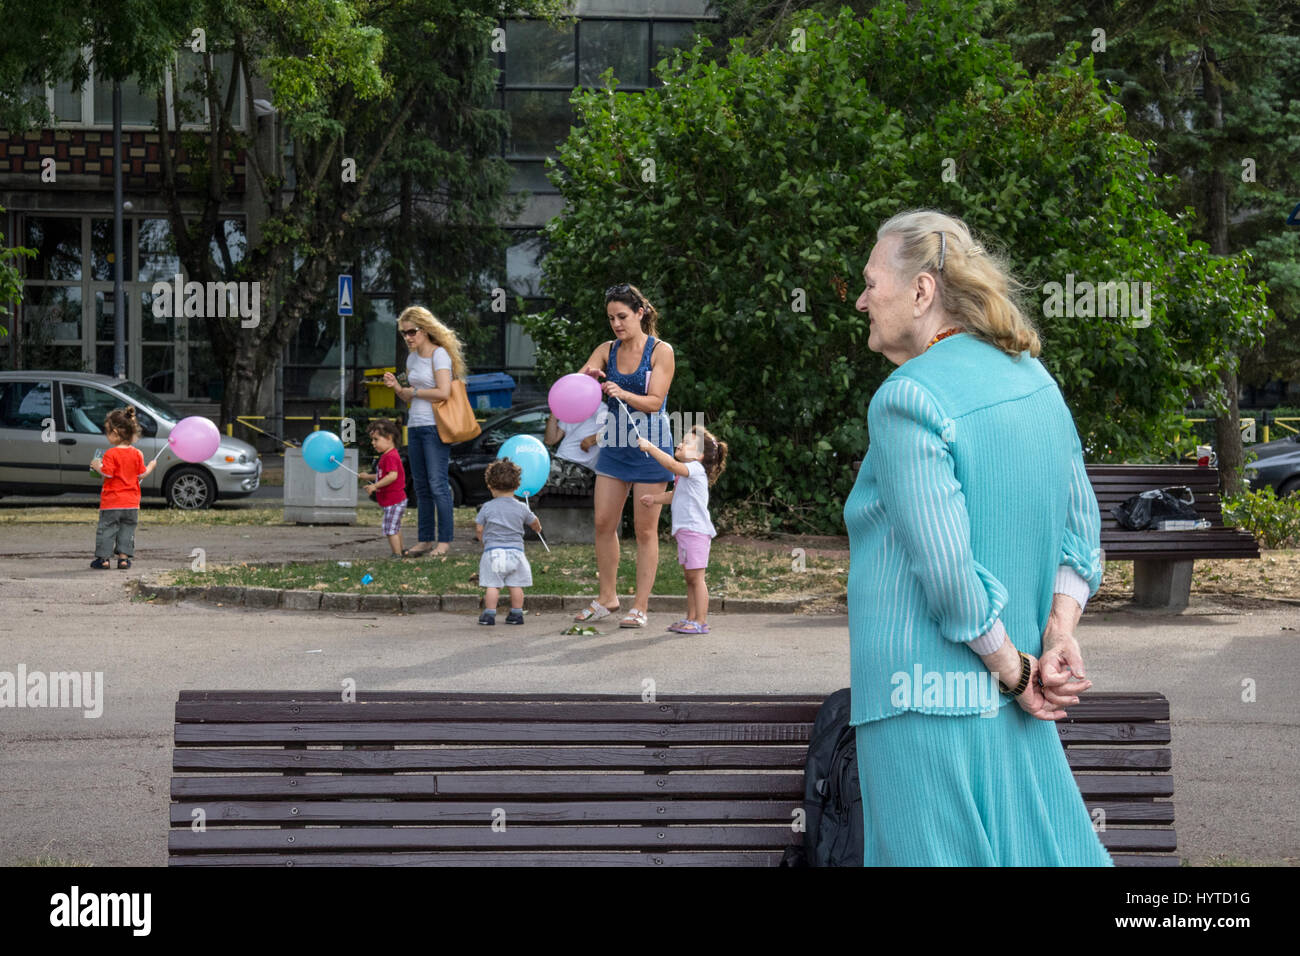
[1087,465,1259,609]
[168,690,1177,866]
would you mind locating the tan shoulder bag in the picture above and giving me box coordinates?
[433,377,482,444]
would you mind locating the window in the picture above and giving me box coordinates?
[92,75,159,126]
[483,408,550,446]
[505,90,573,157]
[505,21,575,85]
[91,218,134,281]
[24,217,82,281]
[38,49,244,129]
[60,383,120,435]
[0,381,53,430]
[138,219,181,282]
[579,20,650,88]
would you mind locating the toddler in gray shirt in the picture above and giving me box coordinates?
[475,458,543,625]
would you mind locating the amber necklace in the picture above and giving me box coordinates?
[925,327,964,351]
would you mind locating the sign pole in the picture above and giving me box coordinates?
[337,274,354,434]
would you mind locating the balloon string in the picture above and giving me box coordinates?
[523,491,551,552]
[612,396,652,458]
[148,444,168,465]
[328,455,363,479]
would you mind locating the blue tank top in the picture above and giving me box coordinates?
[605,336,665,413]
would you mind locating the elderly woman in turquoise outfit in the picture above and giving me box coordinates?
[846,209,1111,865]
[571,283,677,629]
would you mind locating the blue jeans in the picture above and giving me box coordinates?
[406,425,453,544]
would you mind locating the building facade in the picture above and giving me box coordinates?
[1,2,716,420]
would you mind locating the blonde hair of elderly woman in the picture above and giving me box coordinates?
[397,305,470,380]
[876,210,1040,358]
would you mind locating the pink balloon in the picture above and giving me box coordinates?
[548,373,602,424]
[169,416,222,463]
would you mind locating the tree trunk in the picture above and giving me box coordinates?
[1203,44,1243,497]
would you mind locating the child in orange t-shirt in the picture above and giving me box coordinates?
[89,405,156,570]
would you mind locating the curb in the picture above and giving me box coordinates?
[130,580,816,615]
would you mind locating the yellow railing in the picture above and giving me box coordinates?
[1183,417,1300,445]
[226,412,492,448]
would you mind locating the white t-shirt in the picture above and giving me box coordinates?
[555,406,607,469]
[671,460,716,537]
[405,347,453,426]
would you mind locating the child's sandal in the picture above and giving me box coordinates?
[117,557,132,570]
[90,558,111,570]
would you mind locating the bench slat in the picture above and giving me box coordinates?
[175,700,826,723]
[174,745,811,772]
[168,851,788,867]
[172,773,807,800]
[171,799,802,825]
[169,826,805,852]
[169,797,1172,827]
[1073,775,1173,798]
[1065,749,1171,770]
[174,744,1171,773]
[175,721,815,746]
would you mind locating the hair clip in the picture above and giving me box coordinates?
[935,231,946,273]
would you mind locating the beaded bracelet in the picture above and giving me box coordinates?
[999,651,1032,698]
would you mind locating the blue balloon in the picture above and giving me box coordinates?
[302,430,345,473]
[498,434,550,497]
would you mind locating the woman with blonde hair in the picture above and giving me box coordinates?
[845,209,1110,864]
[383,306,469,557]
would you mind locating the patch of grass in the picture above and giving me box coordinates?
[165,541,847,599]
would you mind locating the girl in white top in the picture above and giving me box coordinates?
[637,425,728,635]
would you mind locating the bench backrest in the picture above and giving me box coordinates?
[1086,465,1258,560]
[169,691,1176,867]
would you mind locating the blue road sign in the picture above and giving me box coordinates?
[338,274,354,315]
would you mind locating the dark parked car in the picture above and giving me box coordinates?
[1245,434,1300,497]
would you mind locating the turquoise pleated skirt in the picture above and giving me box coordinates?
[854,702,1113,866]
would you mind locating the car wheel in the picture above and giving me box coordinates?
[1279,477,1300,498]
[165,466,217,510]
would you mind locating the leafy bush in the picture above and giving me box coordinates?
[524,1,1271,533]
[1222,486,1300,549]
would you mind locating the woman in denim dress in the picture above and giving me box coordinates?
[571,283,676,628]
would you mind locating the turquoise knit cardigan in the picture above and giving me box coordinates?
[845,332,1103,726]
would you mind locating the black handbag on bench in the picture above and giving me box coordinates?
[1110,486,1200,530]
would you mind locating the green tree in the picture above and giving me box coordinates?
[524,1,1271,533]
[993,0,1300,492]
[1,0,563,422]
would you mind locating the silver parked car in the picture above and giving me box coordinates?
[0,371,260,509]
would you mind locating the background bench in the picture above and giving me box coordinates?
[169,690,1176,867]
[1088,465,1259,609]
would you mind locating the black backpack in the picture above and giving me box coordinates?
[781,688,865,867]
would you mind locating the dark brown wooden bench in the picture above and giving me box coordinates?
[1088,465,1259,609]
[168,690,1177,866]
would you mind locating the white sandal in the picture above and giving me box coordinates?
[619,608,648,629]
[574,599,617,623]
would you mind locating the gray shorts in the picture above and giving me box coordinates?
[479,548,532,588]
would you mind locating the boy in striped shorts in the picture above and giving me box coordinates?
[360,419,408,556]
